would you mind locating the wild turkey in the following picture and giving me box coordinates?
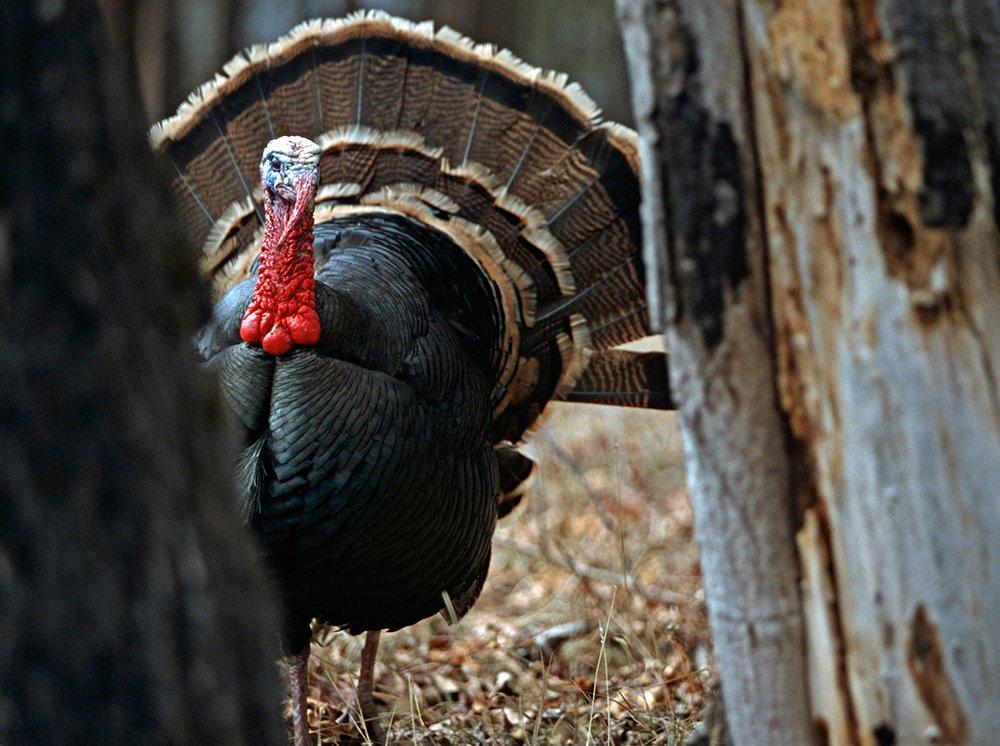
[150,11,672,743]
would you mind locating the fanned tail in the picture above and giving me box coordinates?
[151,11,669,445]
[558,350,673,410]
[495,443,537,519]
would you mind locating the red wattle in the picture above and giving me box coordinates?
[240,312,262,344]
[288,307,321,345]
[262,325,293,356]
[240,175,320,356]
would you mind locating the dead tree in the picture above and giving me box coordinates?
[0,2,283,742]
[618,0,1000,743]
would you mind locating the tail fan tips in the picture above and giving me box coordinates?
[496,443,537,519]
[151,11,657,439]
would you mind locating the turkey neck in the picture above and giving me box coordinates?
[259,183,315,307]
[240,179,321,356]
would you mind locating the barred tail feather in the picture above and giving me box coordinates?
[151,11,668,445]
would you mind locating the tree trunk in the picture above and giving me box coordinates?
[618,0,1000,743]
[0,3,283,742]
[617,2,814,743]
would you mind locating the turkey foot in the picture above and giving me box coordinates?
[356,630,385,743]
[286,646,311,746]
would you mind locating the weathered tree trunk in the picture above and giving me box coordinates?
[0,2,283,742]
[617,2,814,743]
[618,0,1000,743]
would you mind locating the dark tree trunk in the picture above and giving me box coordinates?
[0,2,283,742]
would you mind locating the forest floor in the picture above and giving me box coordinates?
[299,402,709,744]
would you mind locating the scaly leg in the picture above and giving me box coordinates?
[287,646,311,746]
[357,630,384,743]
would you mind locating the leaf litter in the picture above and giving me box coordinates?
[291,404,710,744]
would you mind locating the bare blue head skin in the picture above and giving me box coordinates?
[260,136,321,203]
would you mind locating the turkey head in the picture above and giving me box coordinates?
[240,136,322,356]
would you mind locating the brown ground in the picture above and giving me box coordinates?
[297,402,709,744]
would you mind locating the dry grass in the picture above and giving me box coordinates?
[296,403,709,744]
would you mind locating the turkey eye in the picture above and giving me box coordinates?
[270,157,282,172]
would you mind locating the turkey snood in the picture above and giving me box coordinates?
[240,136,322,356]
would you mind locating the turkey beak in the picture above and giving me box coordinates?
[276,166,311,201]
[274,181,297,201]
[270,166,315,203]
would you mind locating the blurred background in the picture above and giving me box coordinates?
[132,0,633,127]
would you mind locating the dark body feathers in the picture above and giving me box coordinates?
[200,216,498,644]
[159,12,672,643]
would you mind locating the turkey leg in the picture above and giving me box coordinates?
[287,646,311,746]
[357,630,385,743]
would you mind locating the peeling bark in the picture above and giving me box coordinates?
[617,1,814,743]
[747,0,1000,741]
[619,0,1000,742]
